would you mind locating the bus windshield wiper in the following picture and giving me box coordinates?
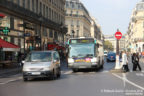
[72,55,78,58]
[77,54,86,57]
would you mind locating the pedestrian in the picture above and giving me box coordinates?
[122,51,129,72]
[133,53,142,71]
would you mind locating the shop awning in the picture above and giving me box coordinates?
[0,38,20,51]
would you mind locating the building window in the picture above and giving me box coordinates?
[17,0,20,5]
[71,20,73,26]
[27,0,30,10]
[71,2,74,8]
[77,20,79,26]
[40,2,42,14]
[76,11,79,15]
[43,28,47,36]
[66,2,69,8]
[36,0,38,13]
[43,4,45,17]
[32,0,34,12]
[52,10,53,21]
[23,0,25,8]
[78,4,81,9]
[49,29,53,38]
[54,32,58,40]
[49,8,51,20]
[46,7,48,19]
[71,10,73,15]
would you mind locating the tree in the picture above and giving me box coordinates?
[104,40,114,51]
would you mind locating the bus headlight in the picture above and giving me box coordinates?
[68,58,74,63]
[91,57,98,63]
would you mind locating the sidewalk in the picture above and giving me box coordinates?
[0,64,22,78]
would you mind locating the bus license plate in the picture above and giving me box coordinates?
[75,59,85,62]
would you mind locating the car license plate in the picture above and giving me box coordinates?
[31,72,41,75]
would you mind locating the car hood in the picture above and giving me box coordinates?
[23,62,52,68]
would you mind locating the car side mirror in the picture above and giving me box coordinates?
[22,60,25,63]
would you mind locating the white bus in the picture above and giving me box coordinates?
[67,37,104,72]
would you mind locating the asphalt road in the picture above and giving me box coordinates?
[0,58,144,96]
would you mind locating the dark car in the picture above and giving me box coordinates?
[107,52,116,62]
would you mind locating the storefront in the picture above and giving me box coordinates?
[0,12,24,52]
[0,38,20,67]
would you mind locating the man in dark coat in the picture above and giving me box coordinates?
[132,53,142,71]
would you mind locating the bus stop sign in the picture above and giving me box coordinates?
[115,31,122,40]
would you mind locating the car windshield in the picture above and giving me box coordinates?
[25,52,52,62]
[69,44,95,58]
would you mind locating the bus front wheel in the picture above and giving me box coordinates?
[72,69,78,72]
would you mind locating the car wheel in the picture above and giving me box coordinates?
[101,64,104,69]
[57,68,61,78]
[23,77,28,81]
[50,70,57,80]
[72,68,78,72]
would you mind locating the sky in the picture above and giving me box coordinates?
[80,0,141,35]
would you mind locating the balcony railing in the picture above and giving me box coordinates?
[66,14,91,23]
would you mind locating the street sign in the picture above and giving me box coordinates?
[115,31,122,40]
[0,27,10,35]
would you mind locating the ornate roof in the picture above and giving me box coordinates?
[136,0,144,11]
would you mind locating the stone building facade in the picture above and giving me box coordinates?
[0,0,67,52]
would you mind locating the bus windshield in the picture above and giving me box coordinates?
[69,44,95,58]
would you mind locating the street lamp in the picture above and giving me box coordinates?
[38,12,42,50]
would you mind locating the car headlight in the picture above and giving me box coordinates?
[68,58,74,63]
[91,57,98,63]
[23,67,29,71]
[43,67,50,71]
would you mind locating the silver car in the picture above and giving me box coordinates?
[22,51,61,81]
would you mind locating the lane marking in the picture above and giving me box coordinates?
[102,70,109,73]
[122,73,127,87]
[63,70,72,75]
[112,73,144,90]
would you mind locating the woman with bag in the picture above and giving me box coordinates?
[122,51,129,72]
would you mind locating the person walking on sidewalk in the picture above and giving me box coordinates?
[133,53,142,71]
[122,51,129,72]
